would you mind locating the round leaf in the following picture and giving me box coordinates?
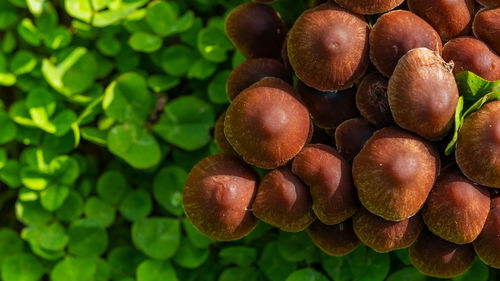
[118,189,152,221]
[68,219,108,257]
[2,253,45,281]
[97,170,129,205]
[153,96,215,151]
[132,217,181,260]
[152,166,187,216]
[84,197,116,228]
[51,256,97,281]
[137,259,178,281]
[173,237,209,268]
[286,268,329,281]
[129,32,162,53]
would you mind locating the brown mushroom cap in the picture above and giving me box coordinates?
[423,165,490,244]
[226,58,292,101]
[252,168,315,232]
[334,0,404,14]
[297,81,359,129]
[287,2,369,91]
[214,111,238,156]
[306,219,360,256]
[225,3,287,59]
[369,10,442,77]
[476,0,500,7]
[442,37,500,81]
[473,196,500,268]
[456,100,500,187]
[409,230,476,278]
[473,7,500,56]
[408,0,475,41]
[388,48,459,141]
[292,144,359,225]
[353,208,424,253]
[183,154,258,241]
[356,72,393,127]
[334,118,375,162]
[352,127,440,221]
[225,80,310,169]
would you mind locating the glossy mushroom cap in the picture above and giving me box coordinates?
[334,0,404,15]
[356,72,393,127]
[353,208,424,253]
[423,165,490,244]
[473,7,500,55]
[183,154,258,241]
[409,230,476,278]
[292,144,359,225]
[442,37,500,81]
[287,2,369,91]
[335,118,375,162]
[297,81,358,129]
[252,168,315,232]
[352,127,440,221]
[306,219,360,256]
[456,100,500,187]
[388,48,459,141]
[369,10,442,77]
[408,0,475,41]
[474,196,500,268]
[225,3,287,59]
[226,58,292,101]
[225,79,310,169]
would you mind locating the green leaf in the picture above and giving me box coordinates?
[386,267,426,281]
[286,268,329,281]
[197,26,233,63]
[49,155,80,184]
[21,226,65,260]
[42,47,97,96]
[145,0,177,36]
[258,242,296,281]
[456,71,500,102]
[173,237,209,268]
[81,127,107,146]
[148,75,179,92]
[394,249,412,266]
[97,32,121,56]
[118,189,152,221]
[0,110,17,145]
[97,170,130,205]
[92,0,149,27]
[161,45,198,76]
[65,0,92,23]
[153,166,187,216]
[219,267,261,281]
[208,70,231,104]
[26,87,57,133]
[0,228,25,266]
[108,246,147,280]
[103,72,153,124]
[108,123,161,169]
[0,160,21,188]
[137,259,178,281]
[38,222,69,251]
[154,96,215,150]
[40,184,70,211]
[52,109,77,136]
[51,256,97,281]
[56,191,84,222]
[68,219,108,257]
[347,245,390,281]
[321,253,352,281]
[92,0,113,10]
[1,253,45,281]
[0,2,19,30]
[219,246,257,267]
[187,58,217,80]
[129,32,162,53]
[84,197,116,228]
[27,0,46,16]
[17,18,41,46]
[182,218,212,249]
[452,258,489,281]
[10,50,37,75]
[277,231,316,263]
[132,217,181,260]
[43,26,72,50]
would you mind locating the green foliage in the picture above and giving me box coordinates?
[0,1,497,281]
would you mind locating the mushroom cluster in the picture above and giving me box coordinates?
[183,0,500,278]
